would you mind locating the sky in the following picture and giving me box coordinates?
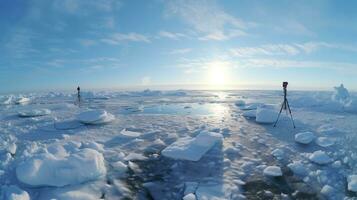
[1,0,357,93]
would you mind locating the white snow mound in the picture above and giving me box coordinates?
[309,150,332,165]
[287,161,308,176]
[256,107,278,124]
[18,109,51,117]
[77,110,115,125]
[263,166,282,177]
[16,148,106,187]
[161,131,223,161]
[294,132,314,144]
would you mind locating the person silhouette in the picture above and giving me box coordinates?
[77,86,81,103]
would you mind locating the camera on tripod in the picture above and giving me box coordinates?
[274,81,296,128]
[283,81,288,88]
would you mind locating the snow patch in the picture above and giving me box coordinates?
[348,175,357,192]
[1,185,30,200]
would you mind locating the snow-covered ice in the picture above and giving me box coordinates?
[255,107,278,124]
[309,150,332,165]
[16,147,106,187]
[18,109,51,117]
[0,89,357,199]
[263,166,283,177]
[161,131,223,161]
[77,109,115,125]
[294,131,314,144]
[348,175,357,192]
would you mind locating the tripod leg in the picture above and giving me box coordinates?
[274,102,284,127]
[286,100,296,128]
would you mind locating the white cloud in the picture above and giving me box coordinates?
[230,42,357,57]
[164,0,253,41]
[101,33,150,45]
[159,31,187,40]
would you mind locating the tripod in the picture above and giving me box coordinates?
[274,84,296,128]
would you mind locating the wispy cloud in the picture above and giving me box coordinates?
[164,0,254,41]
[230,42,357,57]
[158,31,187,40]
[169,48,192,54]
[101,32,151,45]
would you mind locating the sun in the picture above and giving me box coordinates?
[206,61,230,88]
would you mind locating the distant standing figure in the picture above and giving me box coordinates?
[77,86,81,103]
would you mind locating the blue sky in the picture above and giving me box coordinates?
[1,0,357,93]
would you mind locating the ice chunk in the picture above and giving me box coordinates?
[348,175,357,192]
[18,109,51,117]
[7,142,17,155]
[235,100,245,107]
[332,84,350,104]
[321,185,334,197]
[272,149,284,160]
[111,161,127,176]
[15,97,30,105]
[196,183,238,200]
[0,185,30,200]
[241,103,261,110]
[183,193,197,200]
[242,110,256,118]
[256,107,278,124]
[315,137,335,147]
[287,161,308,176]
[309,151,332,165]
[16,148,106,187]
[119,129,141,138]
[124,153,147,161]
[161,131,223,161]
[77,110,115,125]
[294,132,314,144]
[263,166,282,177]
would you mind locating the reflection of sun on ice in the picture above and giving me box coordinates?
[206,61,231,89]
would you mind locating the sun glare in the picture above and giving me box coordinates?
[206,61,231,89]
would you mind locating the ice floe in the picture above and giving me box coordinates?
[15,97,30,105]
[119,129,141,138]
[256,107,278,124]
[315,137,335,147]
[18,109,51,117]
[287,161,308,176]
[263,166,282,177]
[309,151,332,165]
[294,131,314,144]
[161,131,223,161]
[242,110,256,118]
[16,147,106,187]
[77,110,115,125]
[348,175,357,192]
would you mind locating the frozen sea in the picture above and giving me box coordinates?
[1,89,357,200]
